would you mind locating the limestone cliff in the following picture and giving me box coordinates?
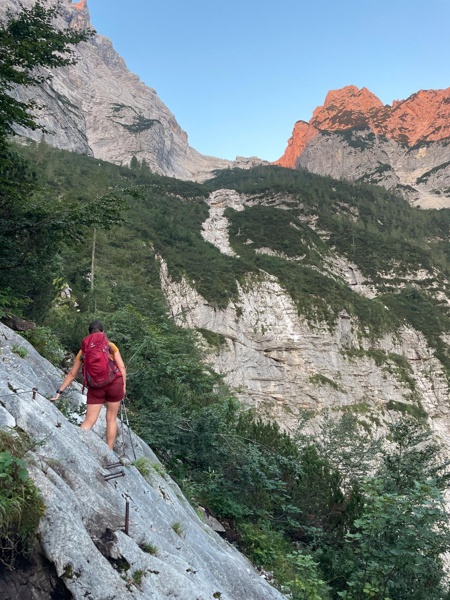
[276,86,450,208]
[1,0,248,181]
[0,322,284,600]
[160,189,450,438]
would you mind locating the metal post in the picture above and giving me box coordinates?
[32,388,38,400]
[125,499,130,535]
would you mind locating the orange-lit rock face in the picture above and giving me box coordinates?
[274,121,318,169]
[276,86,450,168]
[311,85,384,129]
[73,0,87,11]
[383,89,450,145]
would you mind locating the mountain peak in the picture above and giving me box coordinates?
[318,85,383,116]
[276,86,450,168]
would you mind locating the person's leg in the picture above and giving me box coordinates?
[105,401,121,450]
[80,402,103,430]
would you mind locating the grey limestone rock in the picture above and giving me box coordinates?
[297,129,450,209]
[161,189,450,435]
[0,323,285,600]
[2,0,265,181]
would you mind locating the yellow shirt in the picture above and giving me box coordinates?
[76,341,119,362]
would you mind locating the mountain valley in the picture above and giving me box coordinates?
[2,1,450,598]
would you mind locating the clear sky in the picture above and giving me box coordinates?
[84,0,450,162]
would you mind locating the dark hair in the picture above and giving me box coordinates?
[88,320,104,334]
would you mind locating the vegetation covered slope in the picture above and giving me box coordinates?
[2,140,450,598]
[3,5,449,598]
[14,142,450,376]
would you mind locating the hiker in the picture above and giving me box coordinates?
[51,320,127,450]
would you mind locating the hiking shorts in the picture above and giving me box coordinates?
[87,376,124,405]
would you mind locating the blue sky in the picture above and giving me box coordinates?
[85,0,450,162]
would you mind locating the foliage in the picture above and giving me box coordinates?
[0,142,126,318]
[9,142,450,354]
[208,164,450,284]
[336,479,449,599]
[11,344,27,359]
[381,286,450,376]
[225,204,329,264]
[385,400,427,419]
[342,349,417,392]
[139,542,158,556]
[309,373,343,392]
[2,112,450,596]
[239,521,290,568]
[306,413,382,486]
[55,398,86,425]
[0,1,93,138]
[0,430,45,569]
[196,328,227,351]
[21,326,65,366]
[380,417,450,493]
[171,521,185,537]
[131,569,145,587]
[132,457,153,481]
[318,418,450,599]
[286,552,330,600]
[0,5,119,318]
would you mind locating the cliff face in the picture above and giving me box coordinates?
[276,85,450,208]
[160,189,450,437]
[1,0,239,180]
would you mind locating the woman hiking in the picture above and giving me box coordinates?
[51,320,127,450]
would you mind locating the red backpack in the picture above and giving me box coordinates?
[81,332,118,390]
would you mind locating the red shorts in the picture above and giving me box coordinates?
[87,376,124,405]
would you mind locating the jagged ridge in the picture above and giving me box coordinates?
[276,85,450,208]
[277,85,450,167]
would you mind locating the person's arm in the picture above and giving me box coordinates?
[113,349,127,396]
[50,355,83,401]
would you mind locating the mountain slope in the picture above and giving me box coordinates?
[1,0,240,180]
[276,85,450,208]
[161,166,450,431]
[5,142,450,594]
[15,140,450,436]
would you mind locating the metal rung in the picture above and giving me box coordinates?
[104,462,123,470]
[103,470,125,481]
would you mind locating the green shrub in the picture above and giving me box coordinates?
[171,521,185,537]
[11,345,28,359]
[133,459,166,479]
[139,542,158,556]
[239,521,290,571]
[21,326,65,366]
[133,457,151,476]
[131,569,145,586]
[286,552,330,600]
[0,431,45,568]
[386,399,427,419]
[309,373,343,392]
[196,328,227,352]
